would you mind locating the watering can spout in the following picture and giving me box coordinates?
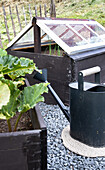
[33,69,70,121]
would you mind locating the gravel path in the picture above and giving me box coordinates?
[39,102,105,170]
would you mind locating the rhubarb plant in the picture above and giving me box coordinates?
[0,49,48,132]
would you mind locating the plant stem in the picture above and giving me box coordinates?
[57,45,60,56]
[14,112,23,131]
[7,119,12,132]
[54,44,56,55]
[49,43,51,55]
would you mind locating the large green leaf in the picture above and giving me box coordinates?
[0,50,48,123]
[0,55,17,72]
[0,55,35,80]
[18,83,49,113]
[0,81,10,109]
[8,57,36,80]
[0,48,7,57]
[0,78,20,119]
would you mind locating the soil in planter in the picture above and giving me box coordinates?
[0,111,33,133]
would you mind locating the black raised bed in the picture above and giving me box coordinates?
[0,104,47,170]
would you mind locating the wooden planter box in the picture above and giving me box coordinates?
[0,104,47,170]
[7,48,105,106]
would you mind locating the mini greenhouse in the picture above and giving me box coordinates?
[6,17,105,105]
[7,17,105,55]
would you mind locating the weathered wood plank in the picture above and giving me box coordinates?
[0,33,3,48]
[2,4,10,42]
[9,5,16,37]
[39,5,42,17]
[76,53,105,84]
[44,4,47,17]
[22,6,27,26]
[35,5,37,17]
[33,18,41,53]
[29,4,32,19]
[50,0,56,17]
[16,5,22,31]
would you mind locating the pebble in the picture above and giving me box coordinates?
[39,102,105,170]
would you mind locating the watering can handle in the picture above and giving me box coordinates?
[78,66,101,90]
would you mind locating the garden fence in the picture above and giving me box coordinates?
[0,0,56,48]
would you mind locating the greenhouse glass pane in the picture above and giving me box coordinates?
[87,24,105,36]
[70,24,96,39]
[46,24,85,47]
[70,24,103,44]
[15,28,34,45]
[41,30,52,44]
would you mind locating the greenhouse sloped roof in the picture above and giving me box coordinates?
[7,17,105,55]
